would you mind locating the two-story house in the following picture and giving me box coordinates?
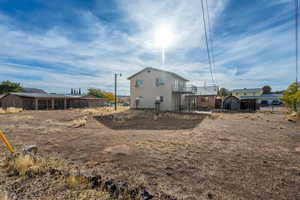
[128,67,194,111]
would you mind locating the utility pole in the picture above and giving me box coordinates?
[114,73,122,110]
[296,0,299,84]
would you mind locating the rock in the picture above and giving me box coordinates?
[140,188,154,200]
[104,179,118,197]
[116,181,128,194]
[86,174,102,188]
[129,188,139,199]
[23,145,38,155]
[207,192,213,199]
[159,193,177,200]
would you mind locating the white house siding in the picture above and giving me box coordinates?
[129,68,186,111]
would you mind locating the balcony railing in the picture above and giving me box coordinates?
[172,84,197,94]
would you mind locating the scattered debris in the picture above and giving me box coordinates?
[71,116,88,128]
[104,144,133,156]
[23,145,38,155]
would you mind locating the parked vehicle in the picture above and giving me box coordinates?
[272,100,282,105]
[260,100,269,106]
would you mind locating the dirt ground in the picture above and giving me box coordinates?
[0,108,300,199]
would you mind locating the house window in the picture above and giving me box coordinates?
[160,96,164,102]
[135,80,144,88]
[155,78,165,87]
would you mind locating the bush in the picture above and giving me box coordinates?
[281,83,300,112]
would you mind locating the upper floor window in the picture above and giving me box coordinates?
[135,80,144,88]
[155,78,165,87]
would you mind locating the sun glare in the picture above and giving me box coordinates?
[154,24,175,48]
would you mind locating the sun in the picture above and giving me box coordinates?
[154,24,175,48]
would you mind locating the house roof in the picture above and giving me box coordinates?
[196,85,218,96]
[127,67,189,81]
[240,93,283,99]
[232,88,261,93]
[10,92,80,99]
[23,88,47,94]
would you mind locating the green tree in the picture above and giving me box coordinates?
[88,88,105,98]
[262,85,271,94]
[281,82,300,112]
[0,80,24,94]
[88,88,118,102]
[218,88,230,97]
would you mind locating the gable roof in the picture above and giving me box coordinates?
[0,94,6,99]
[10,92,79,99]
[127,67,189,81]
[232,88,261,93]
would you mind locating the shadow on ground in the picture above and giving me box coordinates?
[94,110,207,130]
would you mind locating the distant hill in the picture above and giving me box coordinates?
[23,88,47,94]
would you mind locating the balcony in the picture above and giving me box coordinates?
[172,84,197,94]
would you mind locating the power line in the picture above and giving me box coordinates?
[200,0,215,84]
[205,0,217,85]
[296,0,299,83]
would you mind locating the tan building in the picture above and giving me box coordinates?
[128,67,195,111]
[0,93,107,110]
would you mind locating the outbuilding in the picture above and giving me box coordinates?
[0,92,107,110]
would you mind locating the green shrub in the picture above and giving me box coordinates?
[282,82,300,112]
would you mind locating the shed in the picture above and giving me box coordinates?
[0,93,107,110]
[223,96,240,110]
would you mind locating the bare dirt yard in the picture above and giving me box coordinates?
[0,107,300,199]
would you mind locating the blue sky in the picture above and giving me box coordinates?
[0,0,296,94]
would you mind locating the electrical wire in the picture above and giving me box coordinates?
[200,0,215,84]
[205,0,217,85]
[295,0,299,83]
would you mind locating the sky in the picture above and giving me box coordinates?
[0,0,297,94]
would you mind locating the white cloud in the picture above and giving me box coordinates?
[0,0,296,94]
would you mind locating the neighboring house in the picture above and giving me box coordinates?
[128,67,194,111]
[196,85,219,109]
[223,96,240,110]
[232,88,262,98]
[0,92,106,110]
[0,94,5,107]
[191,85,219,110]
[240,93,283,104]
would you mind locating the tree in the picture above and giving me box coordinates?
[281,82,300,112]
[262,85,271,94]
[0,80,24,94]
[88,88,118,102]
[218,88,230,97]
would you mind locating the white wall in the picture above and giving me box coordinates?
[129,69,186,111]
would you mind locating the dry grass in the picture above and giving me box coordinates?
[79,106,129,115]
[66,173,90,189]
[13,154,35,175]
[71,116,88,128]
[0,107,23,114]
[0,191,8,200]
